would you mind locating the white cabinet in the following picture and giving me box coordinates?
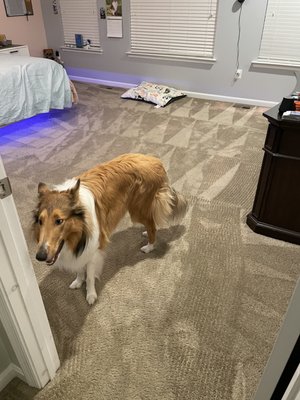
[0,45,30,56]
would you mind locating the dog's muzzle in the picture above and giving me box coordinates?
[36,245,48,262]
[36,240,64,265]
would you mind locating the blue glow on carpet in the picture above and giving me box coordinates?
[0,111,64,145]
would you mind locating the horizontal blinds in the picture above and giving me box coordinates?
[130,0,218,59]
[60,0,100,48]
[259,0,300,65]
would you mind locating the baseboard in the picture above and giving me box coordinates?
[183,90,277,108]
[68,75,278,108]
[68,75,136,89]
[0,363,25,392]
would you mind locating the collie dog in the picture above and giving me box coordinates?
[33,153,187,304]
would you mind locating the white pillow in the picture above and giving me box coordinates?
[121,81,186,107]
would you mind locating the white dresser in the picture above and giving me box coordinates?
[0,45,30,56]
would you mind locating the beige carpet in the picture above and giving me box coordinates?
[0,83,299,400]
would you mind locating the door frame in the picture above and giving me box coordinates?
[253,277,300,399]
[0,156,60,389]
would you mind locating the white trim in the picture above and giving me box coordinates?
[61,46,103,54]
[253,278,300,400]
[68,75,277,107]
[0,284,46,389]
[0,363,25,392]
[252,60,300,71]
[126,52,216,64]
[282,364,300,400]
[0,157,60,389]
[68,75,136,89]
[183,90,277,108]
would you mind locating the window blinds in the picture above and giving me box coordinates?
[258,0,300,67]
[129,0,218,61]
[60,0,100,48]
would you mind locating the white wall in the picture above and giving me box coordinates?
[41,0,296,105]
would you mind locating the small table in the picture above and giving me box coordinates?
[246,103,300,244]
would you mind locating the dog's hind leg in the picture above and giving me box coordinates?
[69,271,86,289]
[86,250,105,305]
[140,219,156,254]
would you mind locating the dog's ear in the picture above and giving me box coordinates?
[38,182,49,196]
[69,179,80,201]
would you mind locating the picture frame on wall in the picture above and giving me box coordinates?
[106,0,122,17]
[3,0,33,17]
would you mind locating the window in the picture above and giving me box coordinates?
[60,0,101,50]
[128,0,218,62]
[256,0,300,68]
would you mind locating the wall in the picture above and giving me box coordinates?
[0,0,48,56]
[41,0,296,105]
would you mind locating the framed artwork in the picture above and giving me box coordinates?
[106,0,122,17]
[3,0,33,17]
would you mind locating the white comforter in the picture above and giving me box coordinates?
[0,55,72,126]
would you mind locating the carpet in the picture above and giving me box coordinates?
[0,83,299,400]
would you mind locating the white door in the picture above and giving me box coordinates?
[253,277,300,399]
[0,156,60,389]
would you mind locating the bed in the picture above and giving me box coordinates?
[0,55,77,126]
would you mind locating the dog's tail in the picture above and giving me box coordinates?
[151,185,188,228]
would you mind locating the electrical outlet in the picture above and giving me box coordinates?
[234,69,242,80]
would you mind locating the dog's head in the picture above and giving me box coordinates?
[33,179,89,265]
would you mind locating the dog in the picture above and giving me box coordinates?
[33,153,188,304]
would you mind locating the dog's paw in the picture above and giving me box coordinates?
[140,243,154,253]
[86,292,97,305]
[69,278,84,289]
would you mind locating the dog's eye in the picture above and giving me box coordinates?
[55,218,63,225]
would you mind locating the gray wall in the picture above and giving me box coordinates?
[41,0,296,105]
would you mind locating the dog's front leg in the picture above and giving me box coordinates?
[69,271,86,289]
[86,250,105,305]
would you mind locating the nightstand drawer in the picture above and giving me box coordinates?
[0,45,30,56]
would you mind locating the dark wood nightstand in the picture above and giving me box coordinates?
[247,103,300,244]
